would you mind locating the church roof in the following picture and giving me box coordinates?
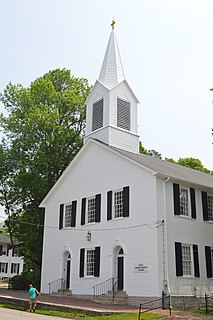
[98,30,125,89]
[108,143,213,189]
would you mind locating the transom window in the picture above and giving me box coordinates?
[182,244,192,276]
[207,195,213,221]
[0,262,8,273]
[114,190,123,218]
[92,99,103,131]
[86,249,95,276]
[180,187,189,216]
[87,197,96,223]
[65,204,72,227]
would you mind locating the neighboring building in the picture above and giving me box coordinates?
[0,232,24,280]
[40,24,213,306]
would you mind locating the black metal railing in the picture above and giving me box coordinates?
[205,293,213,315]
[93,277,119,300]
[48,278,64,295]
[138,295,172,320]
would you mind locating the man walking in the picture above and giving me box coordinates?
[29,283,40,312]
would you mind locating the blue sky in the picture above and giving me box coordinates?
[0,0,213,218]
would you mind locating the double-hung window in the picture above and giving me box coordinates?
[181,244,192,276]
[65,204,72,227]
[11,263,19,274]
[202,192,213,221]
[86,249,95,276]
[175,242,200,277]
[59,201,77,229]
[79,247,100,278]
[107,186,129,220]
[173,184,196,219]
[87,197,96,224]
[0,262,8,273]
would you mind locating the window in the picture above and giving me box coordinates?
[79,247,100,278]
[175,242,199,277]
[114,190,123,218]
[117,98,130,131]
[173,184,196,218]
[92,99,103,131]
[205,246,213,278]
[11,263,19,274]
[182,245,192,275]
[207,195,213,221]
[86,249,95,276]
[65,204,72,227]
[0,262,8,273]
[180,187,189,216]
[59,201,77,229]
[12,248,19,257]
[107,186,129,220]
[87,197,96,224]
[81,194,101,225]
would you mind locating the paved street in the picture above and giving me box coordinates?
[0,307,75,320]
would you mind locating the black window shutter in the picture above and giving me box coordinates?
[190,188,196,219]
[94,246,101,277]
[81,198,86,225]
[107,191,112,220]
[193,244,200,277]
[71,200,77,227]
[123,186,130,217]
[95,194,101,222]
[17,264,20,274]
[205,246,212,278]
[59,204,64,230]
[5,263,8,273]
[175,242,183,276]
[11,263,14,274]
[79,248,85,278]
[202,191,208,221]
[173,184,180,215]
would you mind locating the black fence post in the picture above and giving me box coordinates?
[138,304,141,320]
[162,291,166,310]
[205,293,208,315]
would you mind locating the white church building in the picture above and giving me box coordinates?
[40,24,213,306]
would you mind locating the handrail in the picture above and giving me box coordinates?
[93,277,117,300]
[48,278,64,295]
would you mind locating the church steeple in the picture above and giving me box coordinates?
[84,23,140,154]
[98,27,125,89]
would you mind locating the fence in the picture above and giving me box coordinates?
[138,295,172,320]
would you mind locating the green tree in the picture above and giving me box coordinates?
[0,69,91,279]
[139,141,162,159]
[165,157,211,173]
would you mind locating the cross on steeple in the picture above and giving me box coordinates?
[111,19,115,30]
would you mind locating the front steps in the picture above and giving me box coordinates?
[93,290,128,305]
[51,289,72,297]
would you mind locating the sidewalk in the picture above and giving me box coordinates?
[0,288,212,319]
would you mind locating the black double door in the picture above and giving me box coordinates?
[117,256,124,290]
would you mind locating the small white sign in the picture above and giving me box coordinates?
[134,263,148,273]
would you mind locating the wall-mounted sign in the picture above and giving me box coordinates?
[134,263,148,273]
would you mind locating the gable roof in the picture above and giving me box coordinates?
[40,138,213,207]
[108,143,213,189]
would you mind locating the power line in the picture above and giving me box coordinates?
[0,215,163,232]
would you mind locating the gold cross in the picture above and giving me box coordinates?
[111,19,115,30]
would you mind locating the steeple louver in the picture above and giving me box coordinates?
[99,31,125,89]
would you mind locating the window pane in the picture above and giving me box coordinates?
[86,249,95,276]
[182,245,192,275]
[114,190,123,218]
[87,198,96,223]
[180,187,189,216]
[207,195,213,221]
[65,204,72,227]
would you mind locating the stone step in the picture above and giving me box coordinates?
[51,290,72,297]
[94,290,128,305]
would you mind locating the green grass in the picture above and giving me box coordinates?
[0,303,164,319]
[180,308,213,316]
